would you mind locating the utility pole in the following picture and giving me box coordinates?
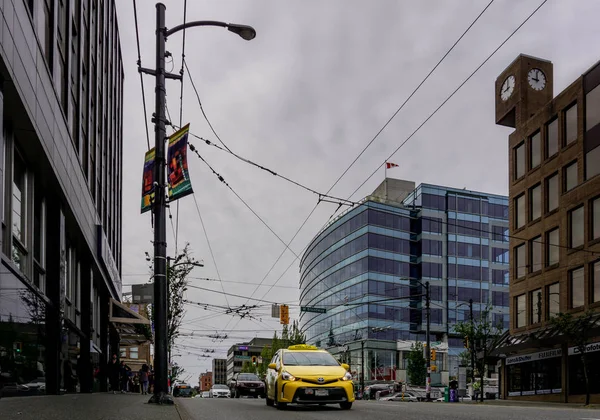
[361,340,365,398]
[468,298,475,391]
[425,281,431,402]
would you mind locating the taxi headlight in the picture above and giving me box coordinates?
[281,371,296,381]
[341,372,353,381]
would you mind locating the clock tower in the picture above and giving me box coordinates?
[495,54,554,128]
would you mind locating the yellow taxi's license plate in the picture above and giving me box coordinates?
[315,389,329,397]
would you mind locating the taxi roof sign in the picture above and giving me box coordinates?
[287,344,318,350]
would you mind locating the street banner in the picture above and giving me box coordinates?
[141,148,156,214]
[167,123,194,201]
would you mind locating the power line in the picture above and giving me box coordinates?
[347,0,548,201]
[132,0,151,150]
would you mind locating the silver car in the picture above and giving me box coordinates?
[210,384,231,398]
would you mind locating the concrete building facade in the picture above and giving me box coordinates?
[225,337,271,383]
[212,358,227,386]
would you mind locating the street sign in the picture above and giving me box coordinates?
[271,304,280,318]
[300,306,326,314]
[132,284,154,304]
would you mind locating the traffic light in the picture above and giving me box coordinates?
[280,304,289,325]
[14,342,22,353]
[464,336,469,349]
[430,349,436,361]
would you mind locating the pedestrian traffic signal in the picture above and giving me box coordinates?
[280,304,289,325]
[252,356,257,366]
[430,349,436,361]
[14,342,22,353]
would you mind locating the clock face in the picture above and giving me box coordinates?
[500,75,515,101]
[528,68,546,91]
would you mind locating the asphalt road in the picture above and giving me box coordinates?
[177,397,600,420]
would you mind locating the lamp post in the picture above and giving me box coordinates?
[141,3,255,404]
[456,299,475,389]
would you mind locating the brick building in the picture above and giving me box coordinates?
[199,372,212,392]
[493,54,600,403]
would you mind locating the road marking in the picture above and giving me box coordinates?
[580,418,600,420]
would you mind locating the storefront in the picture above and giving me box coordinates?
[506,348,562,397]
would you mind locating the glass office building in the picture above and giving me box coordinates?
[299,179,509,384]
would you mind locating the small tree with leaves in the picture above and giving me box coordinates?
[241,361,256,374]
[407,341,426,386]
[549,309,596,406]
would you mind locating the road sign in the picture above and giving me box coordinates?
[300,306,326,314]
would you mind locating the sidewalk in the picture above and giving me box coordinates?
[0,393,182,420]
[472,399,599,410]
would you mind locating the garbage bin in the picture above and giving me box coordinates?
[444,386,449,402]
[450,388,457,402]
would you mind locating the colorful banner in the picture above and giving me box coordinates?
[167,123,194,201]
[141,148,156,214]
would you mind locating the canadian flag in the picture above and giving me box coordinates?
[386,162,399,169]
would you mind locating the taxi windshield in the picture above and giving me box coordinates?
[283,351,339,366]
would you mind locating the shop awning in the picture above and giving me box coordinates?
[109,299,153,346]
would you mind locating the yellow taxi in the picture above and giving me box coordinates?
[265,344,355,410]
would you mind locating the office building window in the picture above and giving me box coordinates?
[586,84,600,130]
[569,267,584,308]
[546,228,559,266]
[33,185,46,293]
[569,206,584,248]
[564,161,578,192]
[593,197,600,240]
[565,103,578,145]
[530,131,541,168]
[514,142,525,179]
[547,283,560,319]
[530,184,541,221]
[515,243,526,279]
[12,150,28,272]
[530,288,542,324]
[593,261,600,303]
[546,119,558,158]
[515,194,525,229]
[586,146,600,180]
[516,294,526,328]
[530,236,542,273]
[546,173,559,213]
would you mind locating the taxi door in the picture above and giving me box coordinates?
[266,351,280,399]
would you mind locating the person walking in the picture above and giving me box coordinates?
[107,354,120,394]
[119,361,131,393]
[139,364,150,395]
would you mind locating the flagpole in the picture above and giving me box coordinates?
[385,163,388,201]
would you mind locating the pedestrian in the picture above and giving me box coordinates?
[63,360,77,393]
[139,364,150,395]
[119,361,131,393]
[107,354,120,394]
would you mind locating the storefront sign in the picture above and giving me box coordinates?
[506,348,562,365]
[568,341,600,356]
[96,225,122,298]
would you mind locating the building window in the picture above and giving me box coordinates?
[569,206,584,248]
[530,236,542,273]
[530,131,541,169]
[547,283,560,319]
[529,184,541,221]
[546,228,559,267]
[120,348,126,358]
[586,84,600,131]
[515,243,526,279]
[569,267,584,308]
[593,197,600,240]
[564,161,578,192]
[546,119,558,158]
[12,150,28,272]
[546,173,559,213]
[514,142,525,179]
[130,347,139,359]
[33,186,46,293]
[516,294,526,328]
[515,194,526,229]
[565,103,578,145]
[530,288,542,324]
[593,261,600,303]
[586,146,600,180]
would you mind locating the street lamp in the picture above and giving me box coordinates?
[456,299,475,390]
[141,3,256,405]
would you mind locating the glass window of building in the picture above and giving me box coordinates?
[130,347,139,359]
[546,119,558,158]
[515,194,526,229]
[547,283,560,319]
[514,142,525,179]
[594,197,600,240]
[120,348,126,358]
[564,161,578,192]
[565,103,577,145]
[569,267,584,308]
[586,146,600,180]
[515,243,526,279]
[593,261,600,303]
[530,288,542,324]
[546,173,559,213]
[529,184,541,221]
[12,150,28,272]
[586,84,600,130]
[33,185,46,293]
[569,206,584,248]
[530,236,542,273]
[530,131,541,168]
[546,228,559,266]
[516,294,526,328]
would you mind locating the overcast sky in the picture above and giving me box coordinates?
[115,0,599,384]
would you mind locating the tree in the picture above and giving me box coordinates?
[458,350,473,383]
[407,341,426,386]
[169,364,185,384]
[241,361,256,374]
[327,323,336,347]
[549,309,596,406]
[289,320,306,345]
[454,304,503,402]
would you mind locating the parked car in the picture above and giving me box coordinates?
[380,392,419,402]
[229,373,265,398]
[210,384,231,398]
[201,391,211,398]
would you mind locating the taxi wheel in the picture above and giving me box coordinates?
[274,382,287,410]
[266,395,274,406]
[340,402,353,410]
